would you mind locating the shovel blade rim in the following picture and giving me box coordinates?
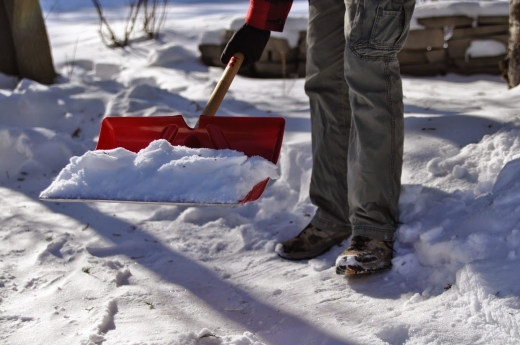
[39,196,241,207]
[96,115,285,163]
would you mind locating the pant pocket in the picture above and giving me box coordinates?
[348,0,415,59]
[369,8,404,49]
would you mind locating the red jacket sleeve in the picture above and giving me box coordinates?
[246,0,293,32]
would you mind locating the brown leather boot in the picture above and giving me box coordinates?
[275,223,351,260]
[335,235,393,275]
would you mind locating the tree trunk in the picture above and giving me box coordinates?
[0,0,56,84]
[0,1,18,76]
[507,0,520,88]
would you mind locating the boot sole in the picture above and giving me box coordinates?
[336,264,392,275]
[275,238,350,261]
[276,247,332,261]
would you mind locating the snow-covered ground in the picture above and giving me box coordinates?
[1,1,519,344]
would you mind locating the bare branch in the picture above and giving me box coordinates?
[91,0,168,48]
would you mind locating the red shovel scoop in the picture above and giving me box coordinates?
[91,53,285,205]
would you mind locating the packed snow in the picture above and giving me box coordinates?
[39,140,279,204]
[1,1,519,344]
[465,39,508,60]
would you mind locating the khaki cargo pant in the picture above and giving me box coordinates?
[306,0,415,241]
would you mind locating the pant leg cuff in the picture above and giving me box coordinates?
[311,215,352,234]
[352,226,396,241]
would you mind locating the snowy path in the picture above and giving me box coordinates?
[2,73,518,344]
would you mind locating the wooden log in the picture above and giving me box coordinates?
[447,38,472,59]
[467,55,506,68]
[397,50,428,65]
[448,64,502,75]
[296,61,306,78]
[417,16,473,29]
[426,49,446,64]
[451,25,509,40]
[254,61,298,78]
[448,36,508,59]
[198,44,226,67]
[478,16,509,26]
[449,66,503,75]
[297,31,307,58]
[400,63,447,76]
[403,29,445,50]
[260,37,298,63]
[452,54,506,72]
[488,34,509,45]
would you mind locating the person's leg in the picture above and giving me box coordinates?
[306,0,351,234]
[336,0,415,274]
[276,0,352,260]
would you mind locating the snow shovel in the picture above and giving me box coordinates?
[40,53,285,205]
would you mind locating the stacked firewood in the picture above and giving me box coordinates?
[399,15,508,76]
[199,15,508,78]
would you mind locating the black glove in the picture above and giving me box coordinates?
[221,23,270,67]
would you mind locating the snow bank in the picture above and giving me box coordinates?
[395,125,520,296]
[414,0,509,18]
[200,29,229,46]
[466,40,507,60]
[0,125,84,179]
[411,1,509,30]
[426,127,520,196]
[40,139,280,204]
[148,44,196,66]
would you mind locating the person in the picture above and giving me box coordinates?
[221,0,415,275]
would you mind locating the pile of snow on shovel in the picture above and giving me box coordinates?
[40,139,279,204]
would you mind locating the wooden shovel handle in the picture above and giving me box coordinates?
[201,52,244,117]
